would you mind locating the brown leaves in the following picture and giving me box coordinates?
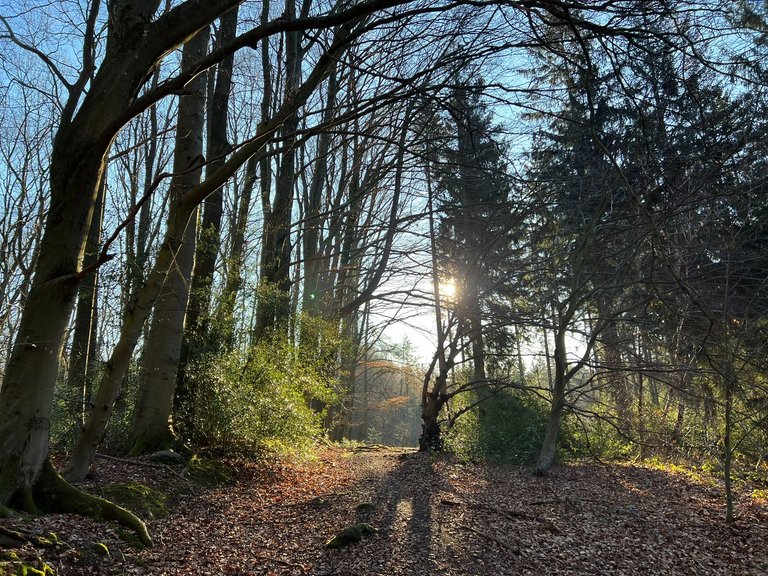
[3,449,768,575]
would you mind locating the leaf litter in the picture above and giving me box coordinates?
[1,447,767,575]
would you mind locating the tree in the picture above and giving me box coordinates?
[434,81,515,386]
[124,27,209,457]
[0,0,419,527]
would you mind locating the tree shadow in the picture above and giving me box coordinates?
[321,450,458,575]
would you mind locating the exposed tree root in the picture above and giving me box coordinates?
[0,525,27,547]
[32,459,152,547]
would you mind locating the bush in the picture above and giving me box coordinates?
[184,320,342,456]
[560,409,634,461]
[445,387,549,464]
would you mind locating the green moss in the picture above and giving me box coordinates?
[33,459,152,547]
[11,561,54,575]
[96,482,169,520]
[184,457,235,487]
[1,551,20,561]
[325,523,378,549]
[31,532,58,548]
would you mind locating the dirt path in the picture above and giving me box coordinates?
[3,448,768,575]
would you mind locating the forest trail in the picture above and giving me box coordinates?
[3,447,768,575]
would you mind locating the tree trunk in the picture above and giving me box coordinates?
[301,64,338,322]
[63,194,198,481]
[253,0,301,341]
[723,364,734,523]
[128,27,209,455]
[420,387,447,452]
[184,6,238,346]
[0,19,147,501]
[535,323,569,475]
[0,0,244,508]
[67,178,105,435]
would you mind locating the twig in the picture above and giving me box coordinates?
[458,523,520,556]
[254,554,308,571]
[94,453,196,491]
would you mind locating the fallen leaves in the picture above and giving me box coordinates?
[2,447,767,575]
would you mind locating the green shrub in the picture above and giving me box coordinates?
[445,387,549,464]
[560,409,634,461]
[184,319,342,456]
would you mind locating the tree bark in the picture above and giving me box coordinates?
[126,28,210,455]
[253,0,302,341]
[185,6,239,345]
[67,178,105,435]
[535,318,569,475]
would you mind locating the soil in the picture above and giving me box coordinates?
[1,447,767,575]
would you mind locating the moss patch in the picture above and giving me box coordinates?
[32,532,59,548]
[96,482,169,520]
[184,457,236,487]
[325,523,378,549]
[1,560,55,575]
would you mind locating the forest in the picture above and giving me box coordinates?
[1,0,768,574]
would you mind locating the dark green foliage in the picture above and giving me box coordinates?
[446,389,549,464]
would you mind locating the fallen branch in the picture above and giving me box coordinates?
[254,554,308,571]
[458,523,520,556]
[95,453,196,492]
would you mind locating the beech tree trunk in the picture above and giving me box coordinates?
[67,179,105,434]
[127,28,210,455]
[253,0,302,341]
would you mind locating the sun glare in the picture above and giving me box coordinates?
[439,278,457,301]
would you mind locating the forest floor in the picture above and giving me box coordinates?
[2,446,768,575]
